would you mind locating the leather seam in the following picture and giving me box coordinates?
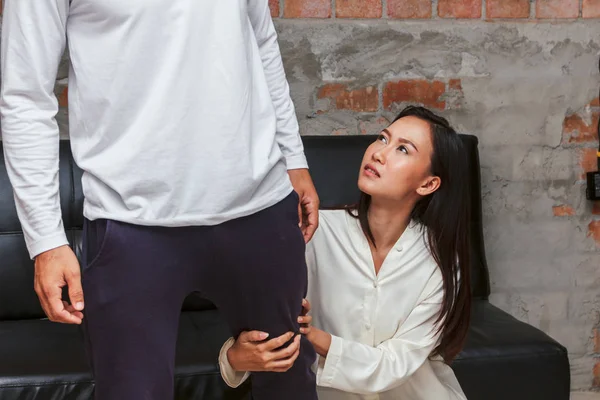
[0,231,24,236]
[0,381,94,388]
[0,372,224,388]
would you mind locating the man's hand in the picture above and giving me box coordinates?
[288,168,319,243]
[227,331,301,373]
[34,245,84,324]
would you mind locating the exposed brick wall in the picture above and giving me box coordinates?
[3,0,594,20]
[270,0,600,18]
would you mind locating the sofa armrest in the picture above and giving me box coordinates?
[451,300,570,400]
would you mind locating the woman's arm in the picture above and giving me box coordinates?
[218,337,251,388]
[219,330,301,387]
[218,300,312,387]
[305,327,332,357]
[315,281,446,395]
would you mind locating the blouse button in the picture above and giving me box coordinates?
[373,281,378,288]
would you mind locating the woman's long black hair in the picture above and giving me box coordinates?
[351,106,471,362]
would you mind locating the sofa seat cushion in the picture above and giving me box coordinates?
[0,310,249,400]
[452,300,570,400]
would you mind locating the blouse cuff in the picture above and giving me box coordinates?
[317,334,343,387]
[218,337,251,388]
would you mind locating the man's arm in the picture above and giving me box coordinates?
[246,0,307,170]
[1,0,84,326]
[247,1,320,241]
[0,0,70,259]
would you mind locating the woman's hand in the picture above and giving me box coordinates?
[226,298,315,373]
[227,330,301,373]
[298,298,331,357]
[298,298,312,335]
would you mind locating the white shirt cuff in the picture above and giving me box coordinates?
[218,337,251,388]
[316,334,343,388]
[27,231,70,260]
[285,153,309,170]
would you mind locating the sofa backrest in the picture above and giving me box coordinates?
[0,135,490,321]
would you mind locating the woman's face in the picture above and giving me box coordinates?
[357,115,441,203]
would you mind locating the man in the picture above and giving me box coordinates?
[0,1,319,399]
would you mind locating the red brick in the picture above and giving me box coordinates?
[580,148,599,179]
[593,203,600,216]
[563,112,600,144]
[487,0,530,18]
[337,0,382,18]
[594,361,600,387]
[536,0,579,19]
[284,0,331,18]
[383,80,446,110]
[318,84,379,112]
[553,205,576,217]
[583,0,600,18]
[448,79,463,90]
[58,86,68,108]
[269,0,280,17]
[438,0,482,18]
[589,220,600,246]
[388,0,432,18]
[594,328,600,352]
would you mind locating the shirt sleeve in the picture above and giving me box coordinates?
[246,0,308,170]
[0,0,71,259]
[218,337,251,388]
[317,277,446,395]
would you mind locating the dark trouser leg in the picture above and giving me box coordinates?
[200,191,318,400]
[81,219,195,400]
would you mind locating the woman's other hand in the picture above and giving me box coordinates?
[299,298,312,335]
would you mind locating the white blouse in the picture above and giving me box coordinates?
[219,210,467,400]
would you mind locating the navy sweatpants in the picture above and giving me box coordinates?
[80,191,317,400]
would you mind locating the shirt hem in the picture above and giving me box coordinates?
[82,183,295,228]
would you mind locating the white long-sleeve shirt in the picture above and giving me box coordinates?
[219,210,467,400]
[0,0,306,259]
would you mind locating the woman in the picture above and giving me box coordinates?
[218,106,471,399]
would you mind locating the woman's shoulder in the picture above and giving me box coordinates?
[318,209,351,225]
[309,209,355,246]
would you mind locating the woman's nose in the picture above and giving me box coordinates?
[372,148,385,164]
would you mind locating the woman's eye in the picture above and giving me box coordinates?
[398,145,408,154]
[377,134,387,144]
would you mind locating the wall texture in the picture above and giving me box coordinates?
[2,0,600,392]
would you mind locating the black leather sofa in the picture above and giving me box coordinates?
[0,135,570,400]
